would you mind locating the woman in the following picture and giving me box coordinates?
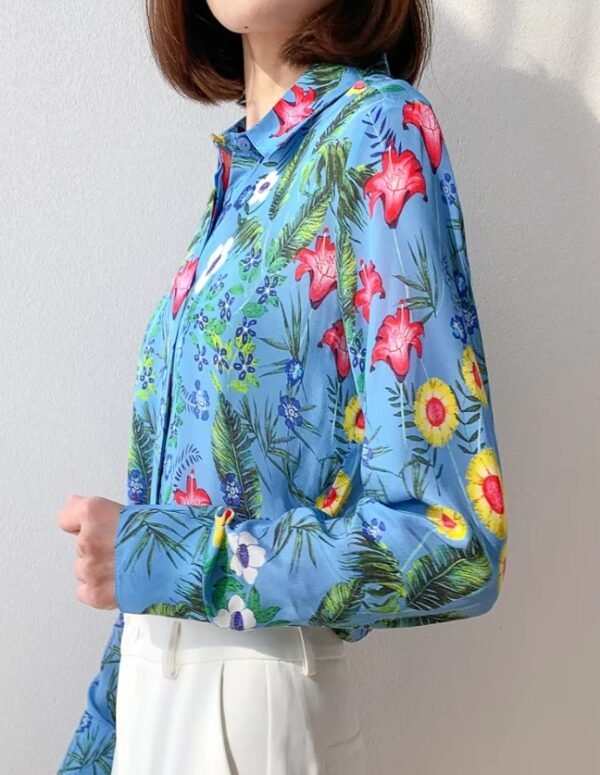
[58,0,508,773]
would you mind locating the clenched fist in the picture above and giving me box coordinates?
[58,494,123,610]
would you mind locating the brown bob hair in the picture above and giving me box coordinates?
[145,0,433,106]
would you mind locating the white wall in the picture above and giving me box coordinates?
[2,1,598,772]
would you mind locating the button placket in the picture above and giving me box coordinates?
[153,154,226,503]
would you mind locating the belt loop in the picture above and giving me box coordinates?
[162,620,182,679]
[297,626,317,677]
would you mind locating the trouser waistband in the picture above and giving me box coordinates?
[120,613,345,680]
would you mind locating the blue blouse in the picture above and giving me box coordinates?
[59,53,507,773]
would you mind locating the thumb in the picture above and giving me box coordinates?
[58,493,86,534]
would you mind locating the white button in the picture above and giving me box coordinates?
[238,136,251,152]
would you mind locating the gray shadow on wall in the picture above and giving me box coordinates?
[353,4,600,774]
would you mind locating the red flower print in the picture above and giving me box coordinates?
[402,100,444,173]
[440,510,459,531]
[321,484,342,510]
[471,360,483,391]
[273,83,316,137]
[483,475,504,516]
[371,302,424,379]
[318,319,351,380]
[294,228,337,307]
[347,79,367,95]
[218,144,232,196]
[170,256,199,318]
[173,469,212,506]
[354,258,386,323]
[356,408,365,430]
[363,139,427,228]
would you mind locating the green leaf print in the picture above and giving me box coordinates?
[240,301,267,318]
[335,221,359,325]
[337,162,373,230]
[127,407,155,498]
[135,355,158,402]
[315,90,378,145]
[97,642,120,727]
[229,375,259,393]
[341,533,406,607]
[393,228,441,321]
[246,587,281,625]
[116,506,212,577]
[173,562,211,619]
[209,554,285,625]
[404,534,493,612]
[372,611,468,628]
[271,510,336,574]
[58,724,115,773]
[204,317,227,337]
[266,187,332,273]
[233,214,263,256]
[142,602,191,618]
[309,578,365,627]
[267,66,373,215]
[211,392,263,519]
[269,138,315,216]
[311,136,350,194]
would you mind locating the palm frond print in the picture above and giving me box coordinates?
[211,392,263,520]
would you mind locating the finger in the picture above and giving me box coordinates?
[76,583,89,605]
[57,497,86,533]
[74,554,87,581]
[76,581,113,610]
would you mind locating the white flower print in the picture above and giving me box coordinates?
[214,594,257,631]
[247,170,279,206]
[227,530,266,584]
[193,235,234,295]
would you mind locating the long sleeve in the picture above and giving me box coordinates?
[57,612,122,773]
[113,89,507,634]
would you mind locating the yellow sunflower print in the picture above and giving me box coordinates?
[315,469,352,517]
[346,80,368,96]
[426,504,470,541]
[461,345,488,405]
[343,394,365,443]
[414,377,459,446]
[465,447,506,538]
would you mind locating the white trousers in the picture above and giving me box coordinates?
[111,613,368,774]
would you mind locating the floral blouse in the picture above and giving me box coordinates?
[58,53,507,772]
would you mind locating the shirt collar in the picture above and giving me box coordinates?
[210,53,390,161]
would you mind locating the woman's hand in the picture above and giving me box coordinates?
[58,494,123,610]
